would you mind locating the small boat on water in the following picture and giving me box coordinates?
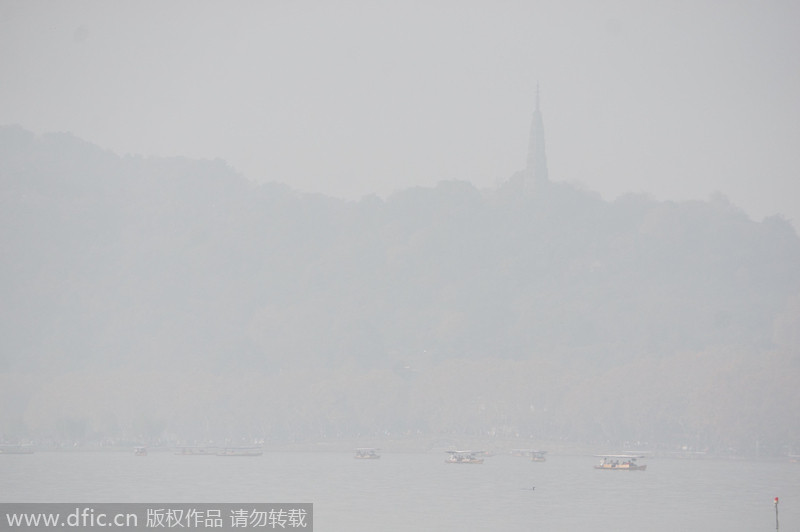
[174,445,220,456]
[216,446,263,457]
[355,448,381,459]
[445,450,485,464]
[510,449,547,461]
[594,454,647,471]
[0,444,35,455]
[134,446,148,456]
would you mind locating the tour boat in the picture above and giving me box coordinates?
[0,444,35,454]
[174,445,220,455]
[216,446,263,457]
[511,449,547,461]
[594,454,647,471]
[354,448,381,459]
[530,450,547,462]
[445,450,485,464]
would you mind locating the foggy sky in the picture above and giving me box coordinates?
[1,0,799,227]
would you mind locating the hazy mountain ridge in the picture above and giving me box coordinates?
[2,126,799,452]
[2,124,797,366]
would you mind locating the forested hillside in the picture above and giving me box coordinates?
[2,126,799,454]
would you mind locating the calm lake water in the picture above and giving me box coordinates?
[2,451,798,531]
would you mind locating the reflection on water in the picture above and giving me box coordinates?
[2,452,798,531]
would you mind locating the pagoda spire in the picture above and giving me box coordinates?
[524,84,549,195]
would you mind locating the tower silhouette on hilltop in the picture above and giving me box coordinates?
[523,84,549,195]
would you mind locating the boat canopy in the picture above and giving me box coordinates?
[446,450,484,454]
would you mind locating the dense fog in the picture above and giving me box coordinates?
[2,126,798,456]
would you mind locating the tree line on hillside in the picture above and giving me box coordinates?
[3,342,798,456]
[1,126,799,454]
